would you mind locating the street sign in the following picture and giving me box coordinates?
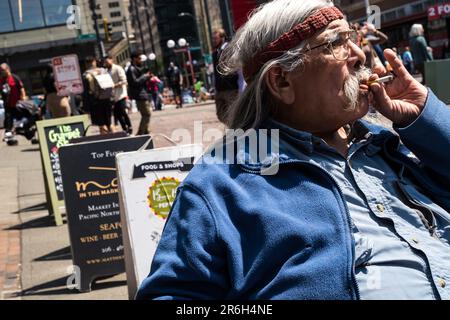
[116,144,203,299]
[59,135,154,292]
[78,33,97,40]
[52,54,84,97]
[36,115,90,226]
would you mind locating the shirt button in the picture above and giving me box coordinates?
[376,204,385,213]
[438,278,446,288]
[412,238,419,244]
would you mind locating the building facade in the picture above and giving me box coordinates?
[0,0,101,95]
[93,0,134,39]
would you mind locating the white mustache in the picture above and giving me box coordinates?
[343,67,372,110]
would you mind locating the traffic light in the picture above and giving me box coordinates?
[103,19,113,42]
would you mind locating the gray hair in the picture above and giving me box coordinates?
[219,0,335,130]
[409,24,424,37]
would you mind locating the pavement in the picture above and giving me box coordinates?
[0,101,223,300]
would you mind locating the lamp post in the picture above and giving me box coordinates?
[178,12,205,56]
[148,53,156,73]
[167,38,195,87]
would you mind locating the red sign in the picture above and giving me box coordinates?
[52,54,84,97]
[428,2,450,21]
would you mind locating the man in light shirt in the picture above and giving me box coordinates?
[105,56,132,135]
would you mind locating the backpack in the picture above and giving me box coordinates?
[86,69,114,100]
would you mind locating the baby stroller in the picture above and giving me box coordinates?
[4,98,43,146]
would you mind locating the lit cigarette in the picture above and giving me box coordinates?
[368,75,394,85]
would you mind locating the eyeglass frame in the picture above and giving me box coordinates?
[306,29,360,61]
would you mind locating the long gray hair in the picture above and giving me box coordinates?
[219,0,335,130]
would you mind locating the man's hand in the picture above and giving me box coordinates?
[369,49,428,127]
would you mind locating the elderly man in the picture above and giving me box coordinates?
[137,0,450,300]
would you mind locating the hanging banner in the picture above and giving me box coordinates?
[116,144,203,299]
[428,3,450,21]
[36,115,90,226]
[59,135,154,292]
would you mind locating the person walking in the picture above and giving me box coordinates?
[148,72,162,111]
[104,56,132,135]
[126,52,152,135]
[409,24,433,84]
[0,63,26,143]
[402,46,414,74]
[167,62,183,109]
[212,28,239,125]
[82,56,115,135]
[43,65,71,118]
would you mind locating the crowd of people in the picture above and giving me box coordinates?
[1,50,216,144]
[351,21,437,85]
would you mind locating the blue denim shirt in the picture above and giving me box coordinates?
[137,90,450,300]
[273,119,450,299]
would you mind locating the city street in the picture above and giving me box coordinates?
[0,102,223,300]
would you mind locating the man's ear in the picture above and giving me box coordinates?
[264,66,295,105]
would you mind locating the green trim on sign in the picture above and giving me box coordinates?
[36,115,90,226]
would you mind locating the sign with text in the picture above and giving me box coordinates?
[52,54,84,96]
[116,144,203,299]
[59,135,153,292]
[428,3,450,20]
[36,115,90,226]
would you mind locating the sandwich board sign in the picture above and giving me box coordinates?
[59,135,153,292]
[36,115,90,226]
[116,144,203,299]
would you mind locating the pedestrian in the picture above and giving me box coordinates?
[212,28,239,125]
[0,63,26,143]
[402,46,414,74]
[166,62,183,109]
[43,65,71,118]
[82,56,115,135]
[104,56,133,135]
[147,72,162,111]
[126,52,152,135]
[409,24,433,84]
[359,22,388,74]
[137,0,450,300]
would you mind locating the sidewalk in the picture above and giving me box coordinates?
[0,134,127,300]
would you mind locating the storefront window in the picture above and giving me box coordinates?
[41,0,73,26]
[10,0,45,31]
[1,0,73,33]
[0,1,14,33]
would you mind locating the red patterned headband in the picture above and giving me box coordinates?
[242,6,344,82]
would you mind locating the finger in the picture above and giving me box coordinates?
[383,49,412,80]
[372,64,386,76]
[370,82,392,114]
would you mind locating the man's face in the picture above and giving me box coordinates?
[280,20,369,134]
[213,32,223,48]
[104,58,113,68]
[134,56,142,66]
[0,66,8,79]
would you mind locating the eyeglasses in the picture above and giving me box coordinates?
[308,30,360,61]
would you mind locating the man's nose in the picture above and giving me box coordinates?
[347,41,366,69]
